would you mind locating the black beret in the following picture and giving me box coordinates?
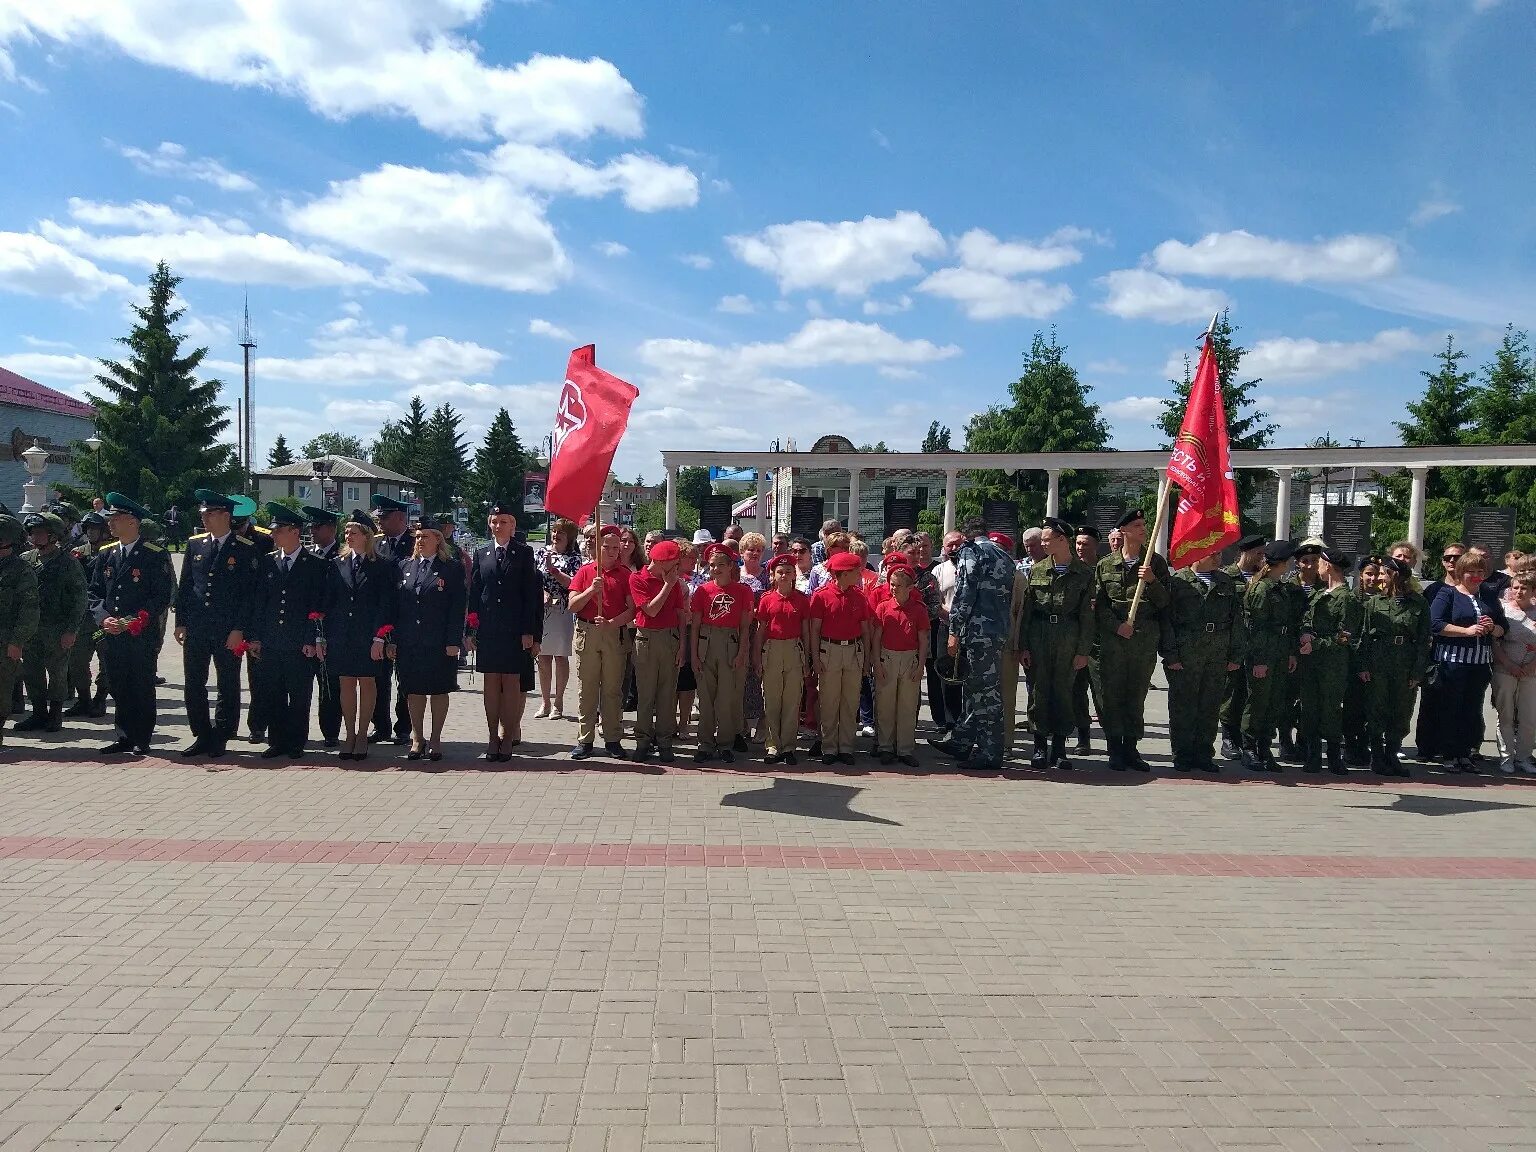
[1074,525,1100,540]
[1264,539,1297,564]
[1042,516,1072,538]
[1235,534,1267,552]
[487,500,519,516]
[1115,509,1144,529]
[1321,546,1351,568]
[1382,556,1412,578]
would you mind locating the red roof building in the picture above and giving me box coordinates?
[0,365,95,421]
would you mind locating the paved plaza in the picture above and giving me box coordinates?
[1,644,1534,1152]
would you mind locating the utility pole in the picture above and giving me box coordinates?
[239,295,256,494]
[1348,437,1364,504]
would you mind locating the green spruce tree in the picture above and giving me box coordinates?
[267,434,295,468]
[963,329,1110,524]
[464,408,528,520]
[415,403,470,514]
[86,262,239,504]
[921,421,952,453]
[1466,326,1535,514]
[370,397,430,480]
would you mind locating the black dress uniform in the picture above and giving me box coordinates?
[394,552,467,697]
[468,516,543,682]
[249,505,328,757]
[304,506,344,745]
[323,542,396,677]
[233,500,275,740]
[174,490,260,756]
[89,494,175,754]
[67,513,112,717]
[369,497,416,742]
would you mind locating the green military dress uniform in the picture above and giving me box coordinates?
[1166,567,1247,772]
[1275,577,1318,762]
[0,516,40,740]
[1298,583,1364,773]
[1359,591,1431,776]
[1239,576,1299,772]
[17,514,88,731]
[1019,555,1095,768]
[1091,550,1173,771]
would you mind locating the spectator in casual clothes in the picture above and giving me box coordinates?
[1427,552,1507,773]
[1491,572,1536,775]
[1414,540,1464,760]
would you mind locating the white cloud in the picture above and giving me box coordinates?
[3,6,643,144]
[44,198,399,290]
[1098,268,1229,323]
[1151,229,1399,283]
[953,226,1094,276]
[716,294,756,315]
[727,211,945,295]
[208,320,503,386]
[1409,198,1460,227]
[1240,328,1429,380]
[1103,396,1166,423]
[639,318,958,377]
[114,141,256,192]
[483,142,697,211]
[594,240,629,257]
[528,318,575,341]
[679,253,713,270]
[0,231,134,300]
[0,351,101,393]
[862,295,912,316]
[917,267,1072,320]
[287,164,567,292]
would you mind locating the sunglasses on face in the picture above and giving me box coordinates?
[1443,554,1462,562]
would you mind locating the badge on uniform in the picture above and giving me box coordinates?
[132,568,141,582]
[436,577,445,590]
[227,556,236,568]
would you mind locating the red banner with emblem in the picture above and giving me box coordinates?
[545,345,639,521]
[1165,336,1241,567]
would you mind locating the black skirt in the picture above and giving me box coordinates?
[397,645,458,696]
[475,629,534,682]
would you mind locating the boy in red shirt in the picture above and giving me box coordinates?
[754,552,812,764]
[689,543,752,761]
[629,538,687,761]
[873,556,929,765]
[809,551,873,765]
[567,526,634,760]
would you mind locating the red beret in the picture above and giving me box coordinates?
[885,563,914,580]
[767,552,797,570]
[827,552,862,572]
[703,542,733,564]
[987,531,1014,553]
[599,525,621,538]
[884,551,911,568]
[648,539,681,562]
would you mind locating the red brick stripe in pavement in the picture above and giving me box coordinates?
[0,835,1533,878]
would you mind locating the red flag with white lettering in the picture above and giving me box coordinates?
[545,345,638,521]
[1166,336,1241,567]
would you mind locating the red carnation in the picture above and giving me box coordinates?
[308,611,324,622]
[375,624,395,639]
[466,612,480,630]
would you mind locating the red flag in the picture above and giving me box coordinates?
[545,345,638,521]
[1166,336,1241,567]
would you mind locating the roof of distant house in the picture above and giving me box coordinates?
[0,365,96,421]
[257,455,419,485]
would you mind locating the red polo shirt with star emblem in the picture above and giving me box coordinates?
[690,579,753,629]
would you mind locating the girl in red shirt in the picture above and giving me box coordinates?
[873,560,930,765]
[754,553,812,764]
[688,544,753,761]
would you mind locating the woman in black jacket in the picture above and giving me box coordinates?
[391,516,467,763]
[323,511,395,762]
[467,501,543,761]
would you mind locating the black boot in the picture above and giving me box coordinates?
[1301,737,1322,773]
[1326,740,1347,775]
[12,709,46,732]
[63,696,91,718]
[1369,737,1390,775]
[1030,734,1049,769]
[89,686,108,717]
[1388,741,1411,778]
[1051,733,1071,770]
[1125,739,1151,772]
[1072,727,1091,756]
[43,702,62,732]
[1278,732,1299,764]
[1106,736,1126,771]
[1240,737,1265,773]
[1219,733,1242,760]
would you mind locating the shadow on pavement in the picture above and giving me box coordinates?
[720,777,901,824]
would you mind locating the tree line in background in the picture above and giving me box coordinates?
[75,264,1534,555]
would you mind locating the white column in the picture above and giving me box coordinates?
[1273,467,1293,541]
[1408,466,1429,570]
[664,463,678,529]
[847,467,861,534]
[943,469,958,536]
[755,467,769,537]
[1045,468,1061,518]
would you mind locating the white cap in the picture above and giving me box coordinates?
[692,528,715,545]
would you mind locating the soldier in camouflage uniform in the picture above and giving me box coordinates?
[1277,539,1324,762]
[1166,551,1246,773]
[1298,547,1364,774]
[1092,509,1173,772]
[0,515,40,746]
[1240,540,1299,772]
[1359,556,1432,777]
[1341,556,1383,764]
[1218,534,1266,758]
[66,511,112,717]
[15,512,87,733]
[1020,517,1095,770]
[930,519,1016,770]
[1071,526,1102,754]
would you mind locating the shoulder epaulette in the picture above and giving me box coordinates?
[190,532,210,540]
[236,534,254,545]
[373,533,385,540]
[144,542,164,552]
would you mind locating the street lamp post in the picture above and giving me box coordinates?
[84,433,103,497]
[311,456,334,511]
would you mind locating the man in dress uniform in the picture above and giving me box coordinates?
[1278,538,1325,762]
[89,493,174,755]
[1071,525,1102,754]
[1092,508,1173,772]
[1165,551,1246,773]
[0,515,39,747]
[930,518,1016,771]
[1218,534,1267,759]
[1020,518,1095,770]
[249,504,328,759]
[15,511,87,733]
[66,510,112,717]
[304,505,343,747]
[173,491,259,758]
[231,496,274,553]
[370,493,414,744]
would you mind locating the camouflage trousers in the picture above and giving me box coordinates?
[952,629,1006,769]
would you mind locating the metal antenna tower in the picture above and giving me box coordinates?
[238,294,256,492]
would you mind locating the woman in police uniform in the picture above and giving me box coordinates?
[468,501,542,761]
[323,511,395,762]
[391,516,467,762]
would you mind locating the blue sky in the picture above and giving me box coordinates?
[1,0,1532,482]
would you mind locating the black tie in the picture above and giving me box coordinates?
[496,545,505,567]
[351,556,359,581]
